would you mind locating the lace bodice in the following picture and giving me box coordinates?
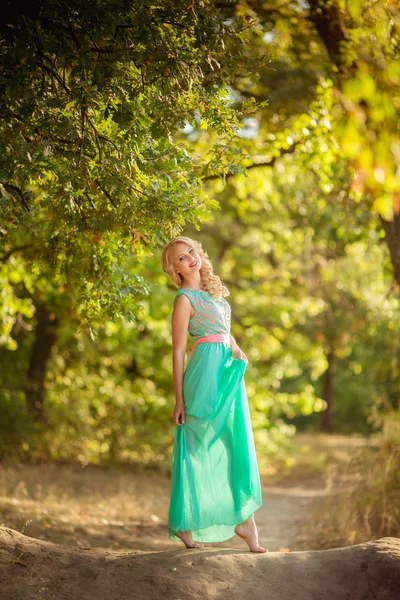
[174,288,231,339]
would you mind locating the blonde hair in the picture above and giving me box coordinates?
[161,236,230,298]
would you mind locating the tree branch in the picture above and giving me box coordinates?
[73,196,88,225]
[1,183,31,213]
[95,179,118,208]
[0,245,33,263]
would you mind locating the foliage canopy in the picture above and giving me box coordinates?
[0,0,264,320]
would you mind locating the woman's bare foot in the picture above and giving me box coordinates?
[235,517,268,553]
[175,530,205,549]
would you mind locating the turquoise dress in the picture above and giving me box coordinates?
[168,288,263,543]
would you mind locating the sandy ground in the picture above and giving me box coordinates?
[0,527,399,600]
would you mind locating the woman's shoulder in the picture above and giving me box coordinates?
[174,288,207,311]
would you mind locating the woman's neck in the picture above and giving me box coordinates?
[180,276,204,291]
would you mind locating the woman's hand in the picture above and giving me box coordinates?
[173,401,186,426]
[231,342,248,363]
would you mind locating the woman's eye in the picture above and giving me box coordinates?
[178,248,194,261]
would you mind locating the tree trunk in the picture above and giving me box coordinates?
[308,0,349,71]
[321,348,336,433]
[380,214,400,286]
[24,303,58,420]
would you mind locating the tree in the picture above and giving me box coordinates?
[215,0,400,285]
[307,0,400,284]
[0,0,264,323]
[1,0,398,461]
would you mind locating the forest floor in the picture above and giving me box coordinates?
[0,432,379,553]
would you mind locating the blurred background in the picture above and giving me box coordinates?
[0,0,399,552]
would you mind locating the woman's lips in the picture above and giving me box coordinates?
[190,260,199,267]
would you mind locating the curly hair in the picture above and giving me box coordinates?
[161,236,230,298]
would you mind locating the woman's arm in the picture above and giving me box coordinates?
[171,294,193,425]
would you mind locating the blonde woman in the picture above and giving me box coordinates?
[161,236,267,553]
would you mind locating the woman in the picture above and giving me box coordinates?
[161,236,267,553]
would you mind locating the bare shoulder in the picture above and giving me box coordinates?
[173,293,190,308]
[173,293,194,319]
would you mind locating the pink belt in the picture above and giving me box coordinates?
[189,333,231,358]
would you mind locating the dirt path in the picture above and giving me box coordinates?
[0,433,372,553]
[253,478,327,551]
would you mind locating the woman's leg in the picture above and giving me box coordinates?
[174,530,205,549]
[235,516,268,553]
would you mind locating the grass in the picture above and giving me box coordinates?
[260,432,378,486]
[0,462,171,551]
[303,440,400,549]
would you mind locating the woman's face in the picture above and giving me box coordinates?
[170,242,202,280]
